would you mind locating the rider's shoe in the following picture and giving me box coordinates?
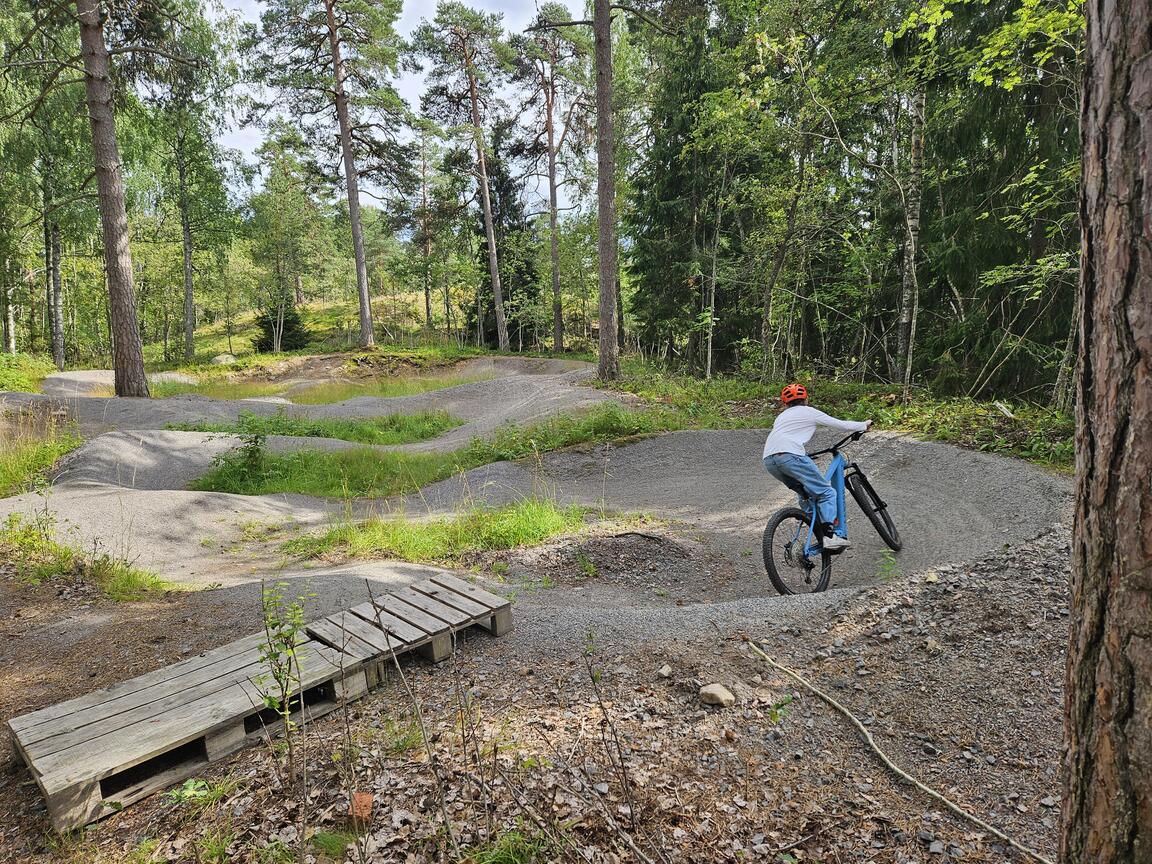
[821,534,851,552]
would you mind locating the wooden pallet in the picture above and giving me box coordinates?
[8,574,511,831]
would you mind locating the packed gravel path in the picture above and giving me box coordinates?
[1,356,1073,621]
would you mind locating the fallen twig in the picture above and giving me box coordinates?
[741,635,1056,864]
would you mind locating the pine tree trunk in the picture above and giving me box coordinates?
[898,86,926,401]
[76,0,148,397]
[546,61,563,353]
[466,58,509,350]
[324,0,374,349]
[420,132,433,328]
[177,142,196,362]
[593,0,619,380]
[1063,1,1152,859]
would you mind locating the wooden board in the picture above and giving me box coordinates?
[8,575,512,832]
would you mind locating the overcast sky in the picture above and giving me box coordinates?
[218,0,586,162]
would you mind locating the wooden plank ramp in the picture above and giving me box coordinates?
[8,575,511,832]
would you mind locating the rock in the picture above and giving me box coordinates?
[699,683,735,707]
[1040,795,1057,808]
[657,663,673,678]
[929,839,945,854]
[211,353,237,364]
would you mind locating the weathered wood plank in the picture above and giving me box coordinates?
[427,572,509,611]
[24,645,340,783]
[30,641,345,786]
[348,601,427,646]
[411,579,489,618]
[388,585,471,626]
[378,594,454,636]
[305,618,379,662]
[9,632,274,735]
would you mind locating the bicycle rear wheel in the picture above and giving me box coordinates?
[847,472,902,551]
[763,507,832,595]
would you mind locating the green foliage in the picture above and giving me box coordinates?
[0,513,168,601]
[0,354,57,393]
[283,499,586,563]
[289,372,495,403]
[167,408,461,445]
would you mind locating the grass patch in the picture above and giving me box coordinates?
[0,512,169,600]
[283,499,586,563]
[192,444,465,499]
[168,409,461,445]
[150,378,287,400]
[0,410,83,496]
[289,372,494,404]
[463,828,553,864]
[311,830,356,859]
[466,401,680,463]
[602,359,1074,469]
[0,353,57,393]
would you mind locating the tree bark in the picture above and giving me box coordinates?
[545,53,564,353]
[593,0,618,380]
[324,0,374,349]
[420,131,433,328]
[177,140,196,362]
[898,85,926,401]
[2,258,15,354]
[76,0,148,397]
[464,51,509,351]
[1063,1,1152,859]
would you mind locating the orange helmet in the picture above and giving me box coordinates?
[781,383,807,405]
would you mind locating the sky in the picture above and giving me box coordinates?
[218,0,586,162]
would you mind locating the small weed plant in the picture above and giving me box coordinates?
[256,580,312,783]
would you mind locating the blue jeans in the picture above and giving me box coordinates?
[763,453,840,533]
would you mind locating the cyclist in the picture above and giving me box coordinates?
[762,383,872,551]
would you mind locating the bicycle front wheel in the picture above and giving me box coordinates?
[763,507,832,595]
[847,472,902,551]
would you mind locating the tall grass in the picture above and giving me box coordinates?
[150,378,287,400]
[0,513,168,601]
[168,409,461,445]
[283,499,587,563]
[0,408,83,496]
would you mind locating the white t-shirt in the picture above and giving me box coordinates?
[762,406,868,458]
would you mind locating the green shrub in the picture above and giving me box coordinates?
[253,306,310,353]
[0,410,82,496]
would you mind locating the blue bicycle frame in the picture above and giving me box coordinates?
[791,430,866,557]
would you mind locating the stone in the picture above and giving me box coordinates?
[657,663,673,678]
[210,353,237,365]
[699,683,736,708]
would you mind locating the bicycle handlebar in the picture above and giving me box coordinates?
[808,429,866,458]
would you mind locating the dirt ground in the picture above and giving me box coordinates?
[0,529,1069,863]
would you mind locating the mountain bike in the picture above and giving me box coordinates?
[763,431,901,595]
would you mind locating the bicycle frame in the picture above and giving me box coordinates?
[795,431,865,556]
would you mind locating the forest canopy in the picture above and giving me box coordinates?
[0,0,1082,404]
